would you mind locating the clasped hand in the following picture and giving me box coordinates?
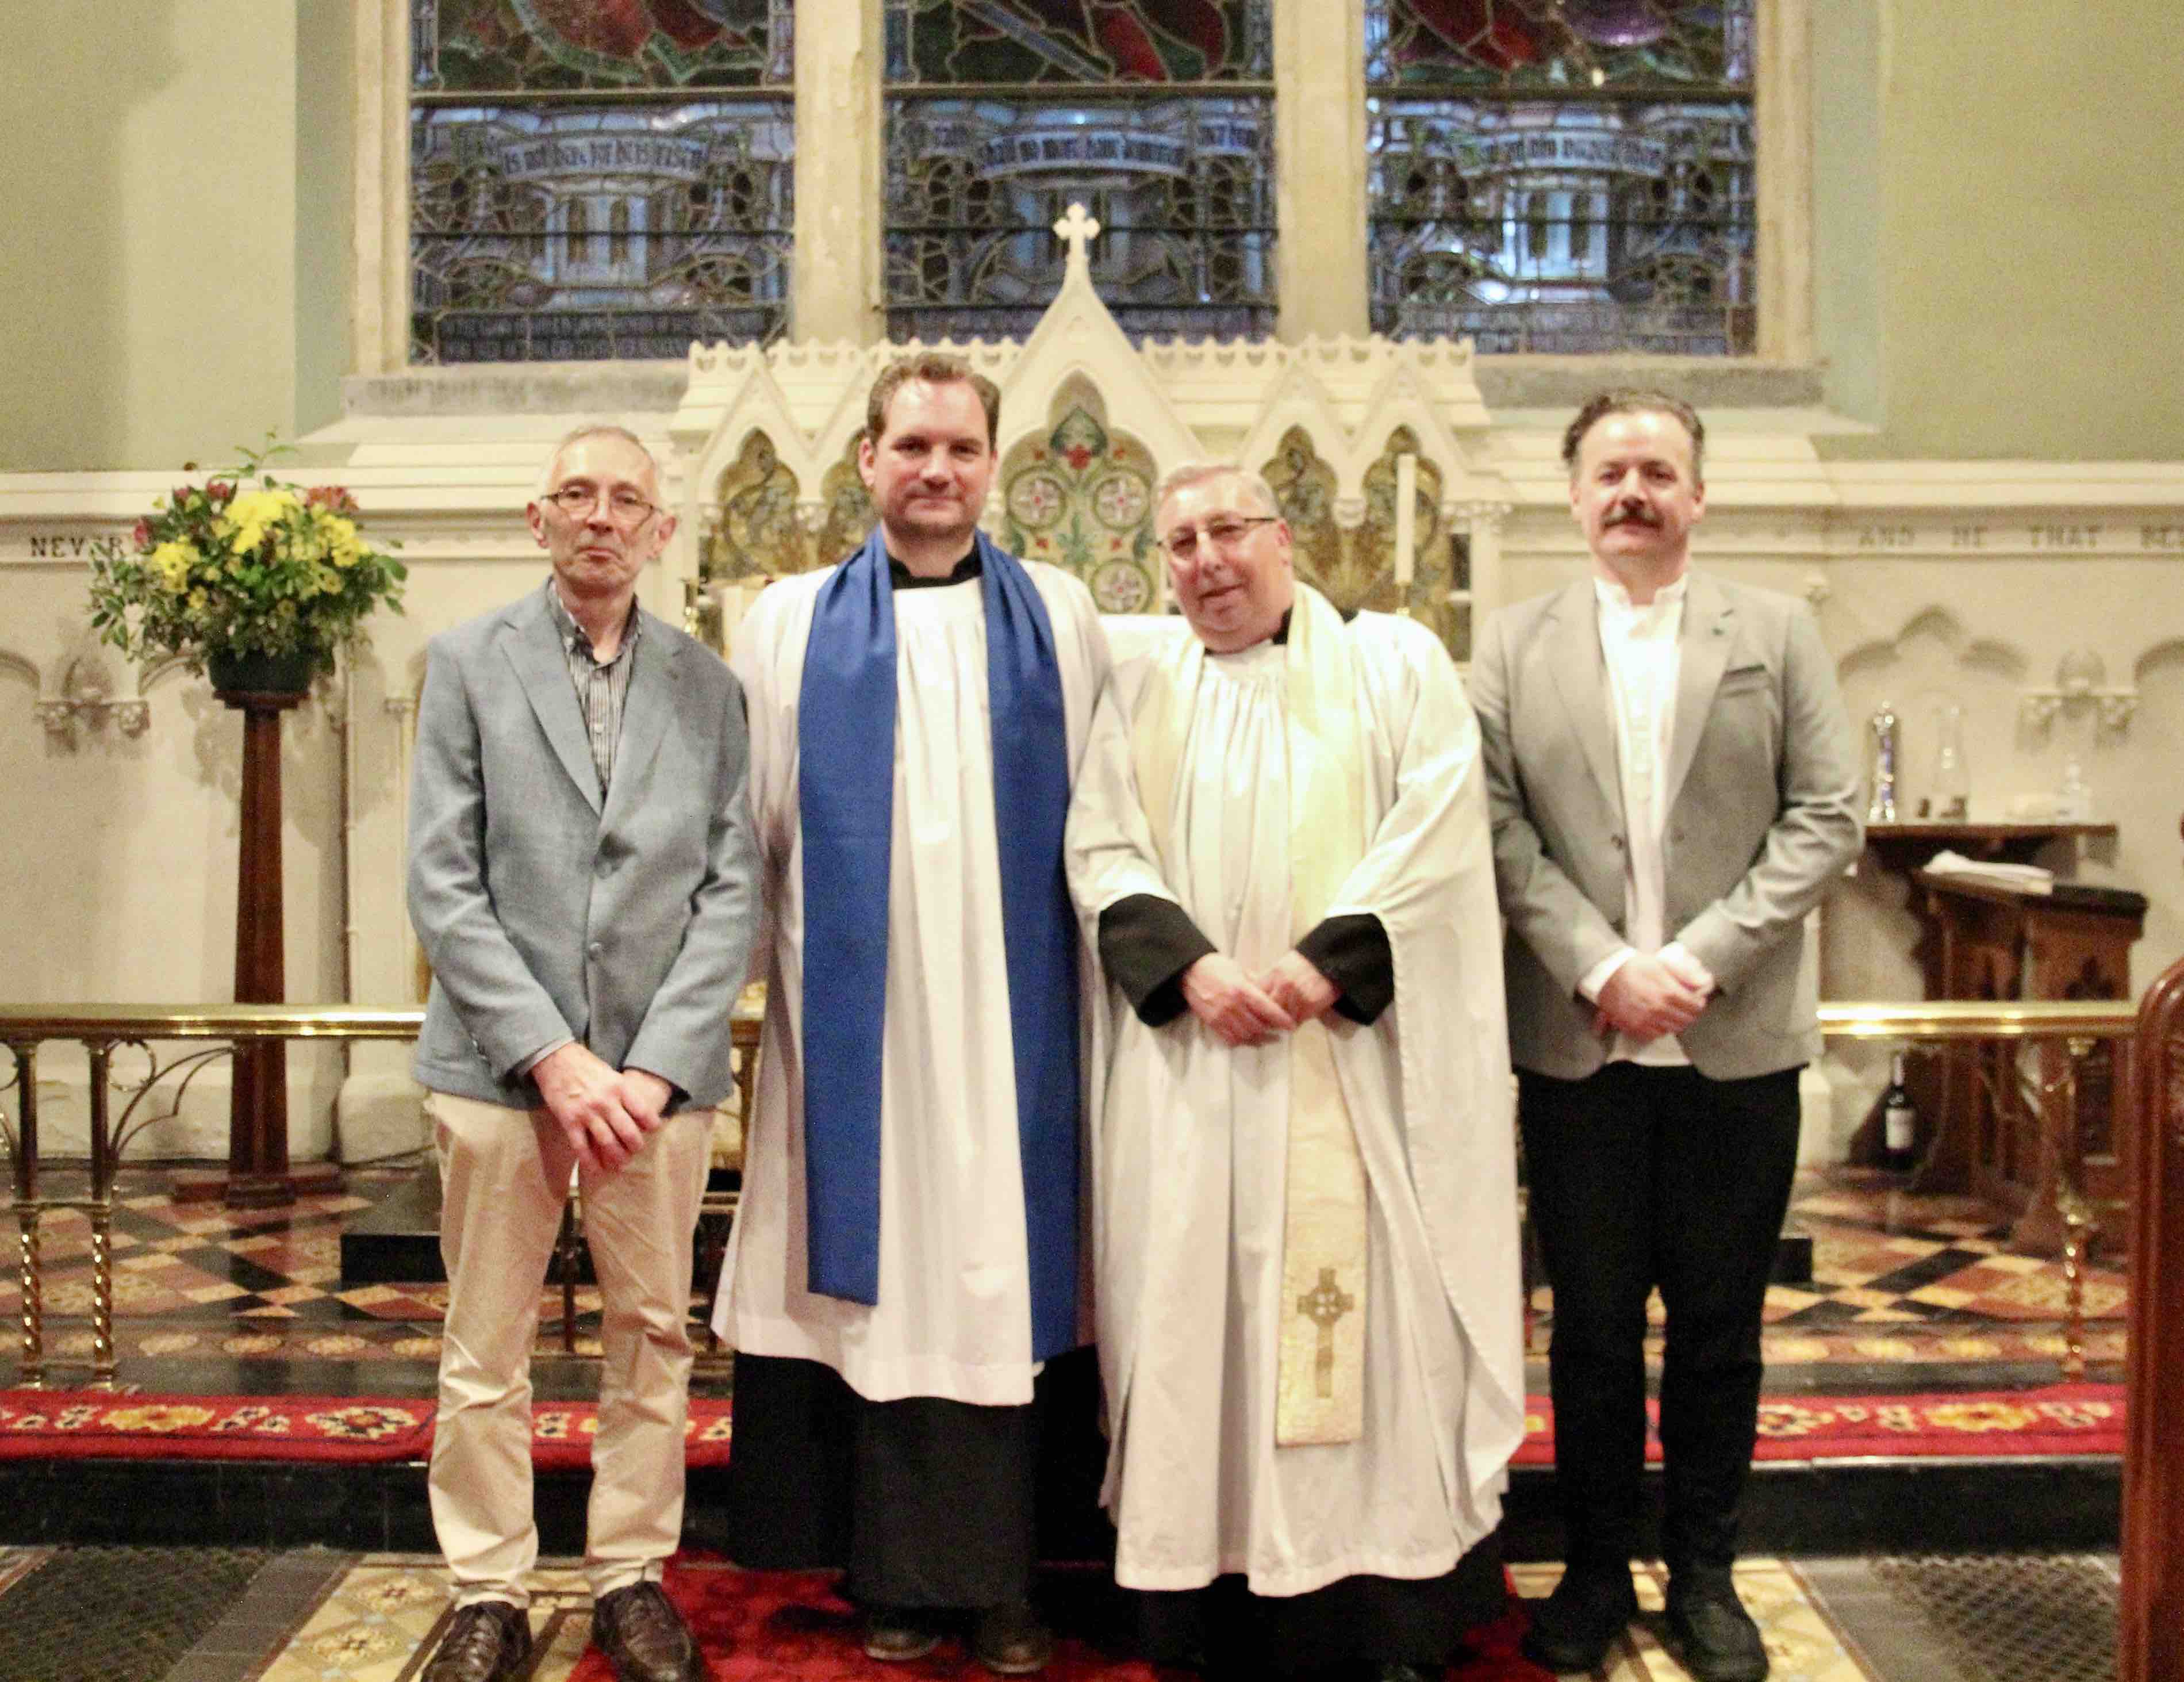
[532,1043,675,1174]
[1591,949,1712,1042]
[1181,950,1339,1047]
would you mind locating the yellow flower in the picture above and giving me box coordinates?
[148,540,195,592]
[225,488,296,554]
[316,511,364,569]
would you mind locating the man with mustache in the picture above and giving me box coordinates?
[1469,391,1861,1681]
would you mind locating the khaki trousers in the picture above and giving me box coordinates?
[426,1089,713,1607]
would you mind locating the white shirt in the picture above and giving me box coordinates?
[1578,574,1710,1066]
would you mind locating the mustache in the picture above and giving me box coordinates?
[1605,503,1661,528]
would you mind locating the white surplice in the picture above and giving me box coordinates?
[1065,610,1525,1597]
[711,561,1110,1406]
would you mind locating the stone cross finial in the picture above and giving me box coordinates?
[1053,201,1101,279]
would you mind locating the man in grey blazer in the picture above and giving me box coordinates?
[407,425,759,1682]
[1469,392,1861,1682]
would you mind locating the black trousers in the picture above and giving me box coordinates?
[720,1350,1102,1611]
[1519,1062,1801,1572]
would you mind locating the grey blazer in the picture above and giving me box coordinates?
[1468,571,1863,1082]
[407,585,761,1112]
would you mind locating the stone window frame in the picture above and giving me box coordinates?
[352,0,1810,370]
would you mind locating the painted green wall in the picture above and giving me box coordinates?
[296,1,355,442]
[0,3,317,472]
[1819,2,2184,461]
[1811,0,1882,430]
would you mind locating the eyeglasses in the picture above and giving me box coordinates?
[1160,515,1278,561]
[542,484,662,528]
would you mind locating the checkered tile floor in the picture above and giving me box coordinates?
[1525,1169,2128,1381]
[0,1164,2127,1389]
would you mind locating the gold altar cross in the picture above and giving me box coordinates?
[1296,1267,1356,1399]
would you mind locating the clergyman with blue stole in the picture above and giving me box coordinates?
[709,352,1111,1676]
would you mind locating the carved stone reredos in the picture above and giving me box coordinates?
[673,201,1511,597]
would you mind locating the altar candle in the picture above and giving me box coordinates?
[719,577,765,653]
[1394,453,1417,588]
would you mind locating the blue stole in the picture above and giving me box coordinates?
[797,526,1083,1361]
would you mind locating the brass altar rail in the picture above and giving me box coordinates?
[1820,999,2137,1040]
[1823,999,2139,1384]
[0,999,2142,1390]
[1,1002,758,1388]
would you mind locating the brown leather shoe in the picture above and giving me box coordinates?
[972,1601,1054,1676]
[860,1607,942,1662]
[592,1581,703,1682]
[422,1600,532,1682]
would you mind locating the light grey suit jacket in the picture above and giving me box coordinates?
[407,584,761,1112]
[1468,571,1863,1081]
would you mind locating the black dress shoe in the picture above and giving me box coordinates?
[861,1606,942,1663]
[972,1601,1055,1676]
[592,1581,703,1682]
[1519,1564,1639,1674]
[423,1600,532,1682]
[1665,1569,1768,1682]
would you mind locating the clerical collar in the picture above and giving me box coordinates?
[1261,601,1355,646]
[888,549,982,589]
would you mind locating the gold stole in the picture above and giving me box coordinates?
[1131,587,1372,1445]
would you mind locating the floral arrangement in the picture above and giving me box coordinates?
[88,439,406,683]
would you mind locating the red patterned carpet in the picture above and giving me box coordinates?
[558,1559,1553,1681]
[0,1384,2121,1465]
[1514,1381,2124,1463]
[0,1389,734,1467]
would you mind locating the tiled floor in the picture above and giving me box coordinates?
[0,1165,2131,1680]
[0,1546,2120,1682]
[0,1163,2127,1396]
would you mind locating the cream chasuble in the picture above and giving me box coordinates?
[1067,596,1526,1597]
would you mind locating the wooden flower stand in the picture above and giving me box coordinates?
[171,682,339,1209]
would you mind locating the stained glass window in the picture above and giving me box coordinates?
[410,1,793,363]
[1366,0,1755,354]
[884,1,1276,344]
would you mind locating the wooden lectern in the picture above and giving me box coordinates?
[1909,868,2145,1250]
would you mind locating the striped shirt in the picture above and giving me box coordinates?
[544,580,640,795]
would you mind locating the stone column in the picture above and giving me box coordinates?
[1461,500,1513,636]
[793,0,886,344]
[1756,0,1815,362]
[1273,3,1369,343]
[352,0,409,374]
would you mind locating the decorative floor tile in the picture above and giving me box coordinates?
[0,1163,2132,1392]
[1510,1561,1884,1681]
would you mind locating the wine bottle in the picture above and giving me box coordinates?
[1882,1051,1916,1173]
